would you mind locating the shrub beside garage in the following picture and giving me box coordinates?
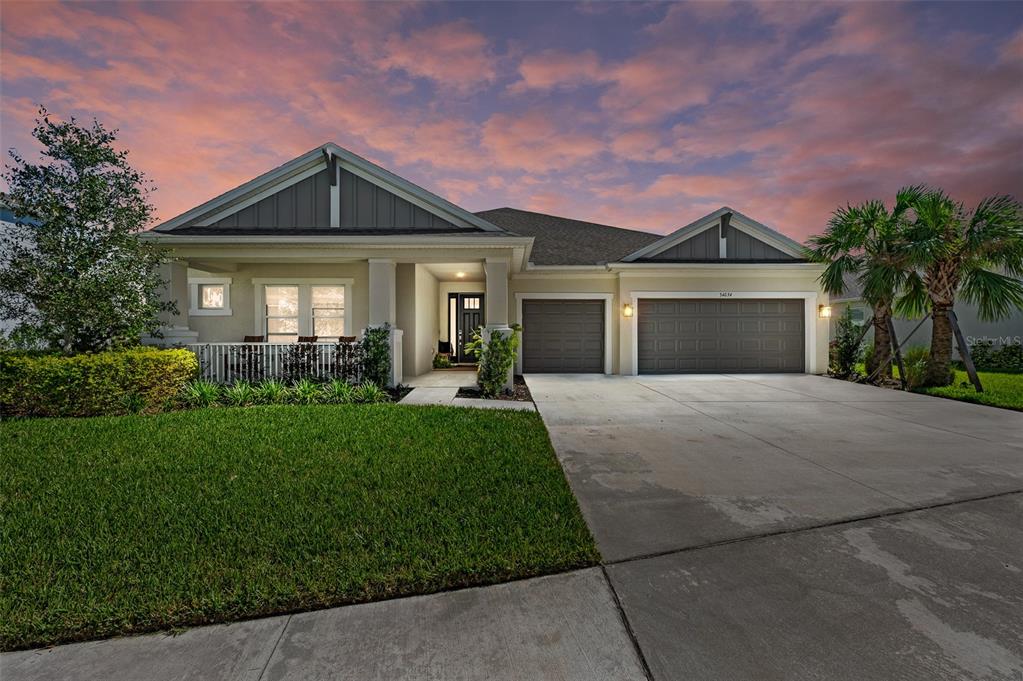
[0,347,198,417]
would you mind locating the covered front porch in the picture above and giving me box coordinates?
[153,244,517,386]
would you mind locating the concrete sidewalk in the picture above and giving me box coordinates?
[4,569,645,681]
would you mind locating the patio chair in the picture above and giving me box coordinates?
[230,337,266,381]
[297,336,318,343]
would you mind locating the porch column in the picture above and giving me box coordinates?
[367,258,403,386]
[484,257,514,391]
[147,259,197,346]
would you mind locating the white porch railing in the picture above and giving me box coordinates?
[186,342,361,383]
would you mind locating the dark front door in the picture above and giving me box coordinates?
[453,293,484,363]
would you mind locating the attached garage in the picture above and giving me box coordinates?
[521,299,606,373]
[637,298,805,374]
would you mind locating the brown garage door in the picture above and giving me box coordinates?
[638,299,804,373]
[522,299,605,373]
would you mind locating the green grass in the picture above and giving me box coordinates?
[918,370,1023,411]
[0,405,598,650]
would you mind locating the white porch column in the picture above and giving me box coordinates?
[484,257,514,391]
[146,259,197,346]
[367,258,403,386]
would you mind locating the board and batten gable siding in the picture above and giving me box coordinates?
[725,224,794,260]
[646,227,719,260]
[340,168,467,231]
[211,168,332,229]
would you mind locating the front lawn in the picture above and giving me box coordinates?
[0,404,598,650]
[918,370,1023,411]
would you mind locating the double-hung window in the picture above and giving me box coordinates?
[265,285,300,342]
[255,279,351,342]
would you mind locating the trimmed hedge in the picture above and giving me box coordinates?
[0,347,198,417]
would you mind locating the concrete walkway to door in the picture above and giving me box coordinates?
[529,373,1023,679]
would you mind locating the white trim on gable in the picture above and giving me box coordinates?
[196,163,325,226]
[620,207,806,262]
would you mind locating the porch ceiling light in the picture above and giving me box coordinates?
[818,304,833,319]
[456,271,466,278]
[623,303,634,318]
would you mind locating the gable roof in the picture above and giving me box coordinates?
[621,207,806,262]
[155,143,508,235]
[476,208,661,266]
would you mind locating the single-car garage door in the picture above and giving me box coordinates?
[638,299,804,373]
[522,299,605,373]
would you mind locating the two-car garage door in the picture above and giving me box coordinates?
[637,299,804,373]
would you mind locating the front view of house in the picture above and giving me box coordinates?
[146,143,829,384]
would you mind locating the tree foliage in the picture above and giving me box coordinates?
[0,107,174,354]
[900,190,1023,386]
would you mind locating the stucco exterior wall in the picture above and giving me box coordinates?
[186,262,369,342]
[414,265,439,376]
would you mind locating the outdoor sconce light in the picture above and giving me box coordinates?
[623,303,634,318]
[818,304,832,319]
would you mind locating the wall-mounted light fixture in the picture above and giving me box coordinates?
[818,304,833,319]
[623,303,634,318]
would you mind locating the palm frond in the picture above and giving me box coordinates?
[959,267,1023,321]
[894,271,928,319]
[963,195,1023,268]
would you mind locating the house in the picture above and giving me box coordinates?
[143,143,830,385]
[829,276,1023,356]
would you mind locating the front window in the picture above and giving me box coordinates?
[198,284,225,310]
[312,285,345,340]
[265,285,299,342]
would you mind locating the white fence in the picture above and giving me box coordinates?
[186,342,360,383]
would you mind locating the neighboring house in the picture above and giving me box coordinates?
[829,276,1023,357]
[143,142,830,384]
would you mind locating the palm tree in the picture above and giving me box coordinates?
[899,191,1023,386]
[806,187,922,381]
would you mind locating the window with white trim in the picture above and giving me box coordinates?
[265,285,300,342]
[311,286,345,339]
[189,277,232,316]
[254,279,351,342]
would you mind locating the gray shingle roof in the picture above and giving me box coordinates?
[475,207,661,266]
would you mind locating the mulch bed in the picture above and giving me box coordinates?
[455,375,533,402]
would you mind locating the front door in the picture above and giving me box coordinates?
[453,293,485,363]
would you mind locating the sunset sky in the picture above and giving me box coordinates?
[1,1,1021,241]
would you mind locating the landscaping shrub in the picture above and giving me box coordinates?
[291,378,320,405]
[465,324,522,397]
[360,325,392,387]
[321,379,356,404]
[968,340,1023,372]
[0,347,197,417]
[181,379,221,408]
[253,378,289,405]
[432,353,453,369]
[829,308,864,378]
[353,382,389,404]
[222,380,256,407]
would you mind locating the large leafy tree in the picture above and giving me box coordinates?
[806,187,922,381]
[0,108,174,354]
[899,190,1023,386]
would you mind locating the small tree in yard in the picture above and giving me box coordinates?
[0,107,174,354]
[829,307,864,379]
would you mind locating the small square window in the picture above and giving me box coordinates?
[199,284,225,309]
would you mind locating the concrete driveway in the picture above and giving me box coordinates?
[530,373,1023,679]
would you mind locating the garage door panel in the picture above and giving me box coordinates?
[522,300,605,373]
[638,298,804,374]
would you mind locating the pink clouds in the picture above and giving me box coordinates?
[482,112,604,172]
[380,19,497,92]
[1,1,1020,245]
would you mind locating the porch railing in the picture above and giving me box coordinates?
[186,341,363,384]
